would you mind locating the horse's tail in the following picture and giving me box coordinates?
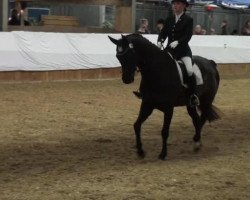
[210,59,220,86]
[198,58,221,123]
[201,104,221,123]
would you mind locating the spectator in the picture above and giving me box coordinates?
[15,1,22,14]
[8,1,30,26]
[155,18,165,34]
[136,18,150,34]
[201,28,207,35]
[193,24,202,35]
[210,28,216,35]
[231,29,238,35]
[241,20,250,35]
[8,9,20,25]
[21,1,30,26]
[220,20,228,35]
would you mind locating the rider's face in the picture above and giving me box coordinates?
[172,2,186,15]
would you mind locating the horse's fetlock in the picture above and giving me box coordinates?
[137,149,145,158]
[193,141,202,152]
[158,153,167,160]
[193,135,200,142]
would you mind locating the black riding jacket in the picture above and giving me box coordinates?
[158,13,193,59]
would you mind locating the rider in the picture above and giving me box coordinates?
[157,0,200,107]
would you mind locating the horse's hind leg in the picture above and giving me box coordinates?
[134,101,153,158]
[187,106,206,151]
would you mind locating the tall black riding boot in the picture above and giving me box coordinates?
[187,74,200,107]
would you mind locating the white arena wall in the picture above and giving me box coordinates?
[0,32,249,82]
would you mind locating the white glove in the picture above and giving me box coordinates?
[170,41,179,49]
[157,42,163,49]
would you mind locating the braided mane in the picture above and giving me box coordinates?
[126,34,162,56]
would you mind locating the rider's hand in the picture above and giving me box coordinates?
[157,42,163,49]
[170,41,179,49]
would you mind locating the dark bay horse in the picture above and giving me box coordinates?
[109,33,220,160]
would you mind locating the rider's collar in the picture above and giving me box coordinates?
[175,12,184,23]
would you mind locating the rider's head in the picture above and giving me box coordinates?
[171,0,189,15]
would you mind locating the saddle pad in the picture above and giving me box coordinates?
[175,61,204,88]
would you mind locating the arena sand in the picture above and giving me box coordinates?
[0,76,249,200]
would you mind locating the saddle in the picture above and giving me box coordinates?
[175,60,204,88]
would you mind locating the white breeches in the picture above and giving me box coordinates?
[181,56,193,77]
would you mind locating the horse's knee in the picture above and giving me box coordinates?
[134,122,140,133]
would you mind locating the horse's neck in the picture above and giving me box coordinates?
[136,48,159,71]
[135,49,150,60]
[132,38,177,77]
[137,49,175,74]
[139,54,181,94]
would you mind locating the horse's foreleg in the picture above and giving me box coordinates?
[134,101,153,158]
[159,107,174,160]
[187,106,206,151]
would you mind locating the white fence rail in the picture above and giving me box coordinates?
[0,32,250,71]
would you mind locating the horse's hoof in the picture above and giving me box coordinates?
[137,150,146,158]
[193,142,202,152]
[158,154,167,161]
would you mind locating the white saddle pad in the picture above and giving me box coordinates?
[175,61,204,88]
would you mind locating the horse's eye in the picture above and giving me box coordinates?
[118,46,123,52]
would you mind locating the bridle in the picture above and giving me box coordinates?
[116,42,137,77]
[116,43,135,56]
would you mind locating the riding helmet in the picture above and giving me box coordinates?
[171,0,189,7]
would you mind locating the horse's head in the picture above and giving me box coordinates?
[108,35,137,84]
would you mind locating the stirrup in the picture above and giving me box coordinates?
[133,91,142,99]
[189,94,200,107]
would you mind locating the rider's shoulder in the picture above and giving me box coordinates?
[184,14,193,21]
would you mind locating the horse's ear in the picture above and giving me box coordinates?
[108,36,118,45]
[121,34,130,43]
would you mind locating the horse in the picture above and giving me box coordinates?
[108,33,220,160]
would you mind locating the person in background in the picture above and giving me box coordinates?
[193,24,202,35]
[8,1,30,26]
[155,18,165,34]
[136,18,150,34]
[231,29,238,35]
[220,20,228,35]
[201,28,207,35]
[241,20,250,35]
[8,9,20,25]
[210,28,216,35]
